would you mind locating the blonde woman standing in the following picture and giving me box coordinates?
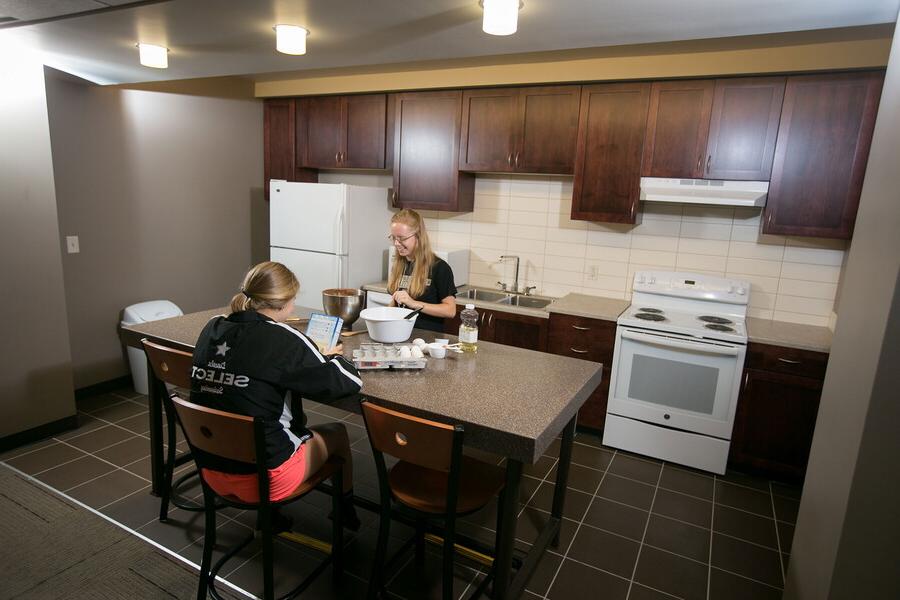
[190,261,362,530]
[387,209,458,332]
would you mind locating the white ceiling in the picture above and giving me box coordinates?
[2,0,898,85]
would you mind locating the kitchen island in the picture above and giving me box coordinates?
[120,307,604,599]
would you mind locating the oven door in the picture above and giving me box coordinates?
[607,327,746,439]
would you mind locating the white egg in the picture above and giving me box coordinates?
[412,338,427,348]
[398,346,412,357]
[411,346,424,359]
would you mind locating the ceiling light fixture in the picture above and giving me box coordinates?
[274,24,308,55]
[481,0,522,36]
[137,43,168,69]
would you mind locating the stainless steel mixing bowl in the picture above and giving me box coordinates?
[322,288,365,329]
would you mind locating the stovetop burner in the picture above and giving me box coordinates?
[704,323,735,332]
[698,315,734,325]
[636,307,664,314]
[634,312,667,322]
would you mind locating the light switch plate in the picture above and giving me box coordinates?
[66,236,80,254]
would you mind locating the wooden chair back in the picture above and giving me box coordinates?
[361,402,459,472]
[171,395,258,465]
[142,339,193,389]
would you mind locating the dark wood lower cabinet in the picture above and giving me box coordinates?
[547,314,616,432]
[730,343,828,481]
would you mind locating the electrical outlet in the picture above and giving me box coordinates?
[586,264,599,280]
[66,235,80,254]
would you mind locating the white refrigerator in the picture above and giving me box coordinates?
[269,181,394,311]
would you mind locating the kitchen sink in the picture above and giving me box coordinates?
[456,288,510,302]
[497,295,554,309]
[457,287,554,309]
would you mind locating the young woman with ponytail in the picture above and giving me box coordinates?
[190,261,362,530]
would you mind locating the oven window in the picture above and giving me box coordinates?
[628,355,719,414]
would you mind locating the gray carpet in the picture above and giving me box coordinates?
[0,464,243,600]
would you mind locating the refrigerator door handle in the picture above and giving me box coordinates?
[334,206,345,255]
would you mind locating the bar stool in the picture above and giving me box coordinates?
[171,394,344,600]
[361,401,506,600]
[141,339,206,521]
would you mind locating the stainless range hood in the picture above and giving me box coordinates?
[640,177,769,208]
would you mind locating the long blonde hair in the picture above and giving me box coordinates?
[229,261,299,313]
[387,209,435,299]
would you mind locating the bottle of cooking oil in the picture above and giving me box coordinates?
[458,304,479,353]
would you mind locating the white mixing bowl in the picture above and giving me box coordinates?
[359,306,418,343]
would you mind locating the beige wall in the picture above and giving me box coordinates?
[0,51,75,437]
[784,12,900,600]
[44,71,266,388]
[255,25,893,97]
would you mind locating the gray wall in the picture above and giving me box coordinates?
[784,12,900,600]
[44,70,267,388]
[0,51,75,436]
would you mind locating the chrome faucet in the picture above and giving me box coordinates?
[499,255,520,294]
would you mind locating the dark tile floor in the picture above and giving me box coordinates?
[1,386,800,599]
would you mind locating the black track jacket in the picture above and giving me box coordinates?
[190,311,362,473]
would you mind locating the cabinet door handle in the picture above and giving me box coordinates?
[571,325,591,331]
[340,151,345,164]
[777,357,801,364]
[570,347,589,354]
[514,152,520,169]
[697,154,703,174]
[391,190,398,205]
[743,371,750,390]
[705,154,711,174]
[488,313,493,327]
[335,152,340,165]
[507,153,512,167]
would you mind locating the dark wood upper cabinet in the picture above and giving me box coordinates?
[304,96,343,168]
[264,99,317,198]
[642,79,715,178]
[763,71,883,239]
[459,85,581,174]
[459,88,519,172]
[705,76,785,180]
[264,99,295,188]
[642,76,784,180]
[299,94,387,169]
[571,82,651,223]
[343,94,387,168]
[392,90,474,212]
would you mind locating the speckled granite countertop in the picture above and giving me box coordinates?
[746,318,832,353]
[121,307,602,463]
[545,293,631,321]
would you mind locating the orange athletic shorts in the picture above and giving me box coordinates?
[202,443,307,503]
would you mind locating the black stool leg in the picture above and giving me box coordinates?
[368,502,392,599]
[442,515,457,600]
[331,469,344,582]
[159,397,178,521]
[198,487,216,600]
[260,502,274,600]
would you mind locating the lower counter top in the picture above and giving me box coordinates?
[746,317,832,353]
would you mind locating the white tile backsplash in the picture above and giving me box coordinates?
[425,175,847,327]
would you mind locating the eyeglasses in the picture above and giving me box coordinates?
[387,232,418,244]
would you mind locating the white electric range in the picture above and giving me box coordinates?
[603,271,751,474]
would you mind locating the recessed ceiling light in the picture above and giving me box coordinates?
[274,24,308,55]
[481,0,522,36]
[137,43,168,69]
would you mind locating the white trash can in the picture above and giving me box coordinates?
[121,300,183,395]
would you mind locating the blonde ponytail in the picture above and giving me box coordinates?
[229,261,299,314]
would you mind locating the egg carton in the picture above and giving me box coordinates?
[351,343,427,370]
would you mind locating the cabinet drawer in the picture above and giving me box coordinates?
[746,343,828,379]
[548,313,616,361]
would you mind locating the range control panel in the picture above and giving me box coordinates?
[632,271,750,304]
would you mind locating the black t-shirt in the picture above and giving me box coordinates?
[400,257,457,332]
